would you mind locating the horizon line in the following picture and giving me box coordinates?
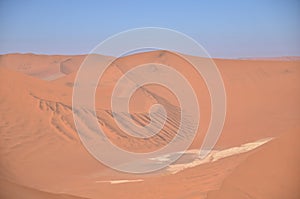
[1,51,300,61]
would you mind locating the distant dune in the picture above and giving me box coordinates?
[0,51,299,198]
[239,56,300,61]
[0,54,86,80]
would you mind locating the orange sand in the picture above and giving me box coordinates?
[0,51,299,198]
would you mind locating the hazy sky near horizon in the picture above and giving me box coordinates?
[0,0,299,58]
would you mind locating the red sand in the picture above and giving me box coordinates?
[0,51,299,198]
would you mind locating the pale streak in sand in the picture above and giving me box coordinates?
[166,137,273,174]
[96,179,144,184]
[95,137,273,184]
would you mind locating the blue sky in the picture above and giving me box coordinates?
[0,0,299,58]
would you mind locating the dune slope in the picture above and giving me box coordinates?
[207,128,300,199]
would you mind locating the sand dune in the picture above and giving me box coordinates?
[207,128,300,199]
[0,54,86,80]
[0,51,299,198]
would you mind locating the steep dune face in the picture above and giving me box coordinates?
[0,51,300,198]
[52,51,300,149]
[207,128,300,199]
[214,58,300,148]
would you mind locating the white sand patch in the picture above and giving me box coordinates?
[149,154,172,162]
[96,179,144,184]
[167,137,273,174]
[42,72,66,81]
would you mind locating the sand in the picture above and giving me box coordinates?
[207,128,300,199]
[0,51,299,198]
[166,137,273,174]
